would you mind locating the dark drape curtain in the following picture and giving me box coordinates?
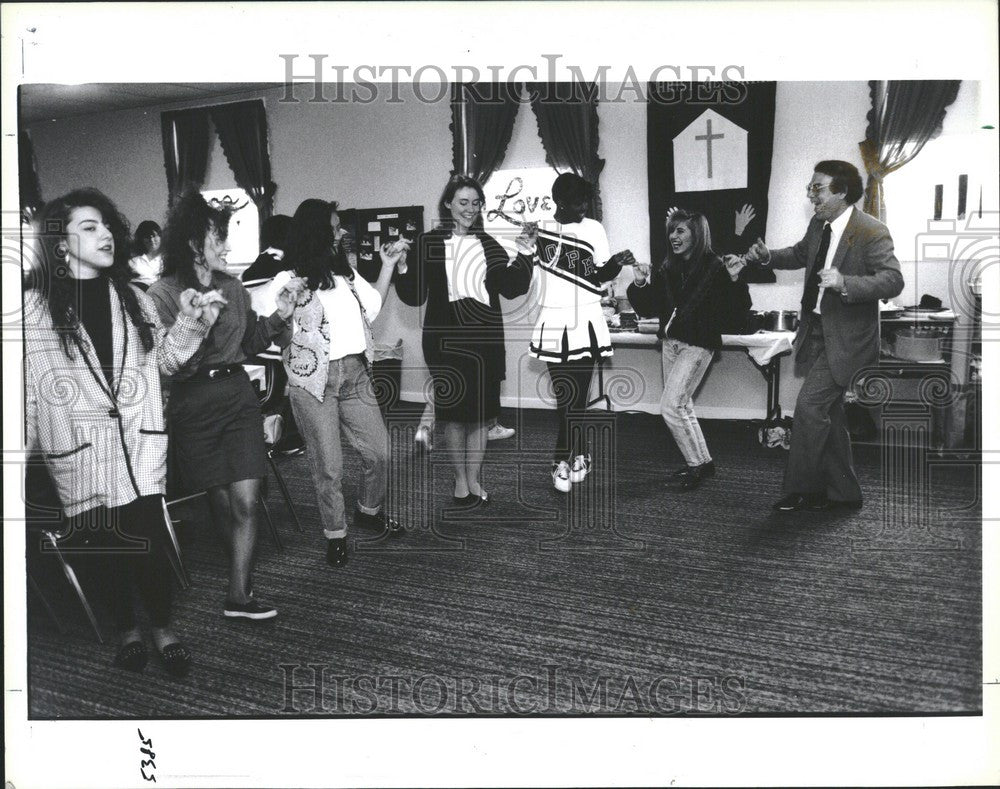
[160,107,211,205]
[646,81,777,279]
[210,100,275,221]
[450,83,520,184]
[528,82,605,220]
[19,129,43,217]
[859,80,961,221]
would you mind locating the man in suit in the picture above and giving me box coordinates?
[747,160,904,511]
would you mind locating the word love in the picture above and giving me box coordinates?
[487,177,554,226]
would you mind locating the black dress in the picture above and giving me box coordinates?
[395,227,532,423]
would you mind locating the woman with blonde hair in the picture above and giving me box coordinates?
[627,209,751,490]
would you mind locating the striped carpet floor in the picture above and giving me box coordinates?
[24,406,982,717]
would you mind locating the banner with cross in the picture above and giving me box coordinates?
[647,82,777,276]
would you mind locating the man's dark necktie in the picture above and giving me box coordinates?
[803,222,832,313]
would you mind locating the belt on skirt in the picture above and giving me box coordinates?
[179,364,247,383]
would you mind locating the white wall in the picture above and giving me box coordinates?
[28,80,983,418]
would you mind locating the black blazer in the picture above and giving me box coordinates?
[395,226,533,381]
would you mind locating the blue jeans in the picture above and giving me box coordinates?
[289,355,388,539]
[660,338,713,467]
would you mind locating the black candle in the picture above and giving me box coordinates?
[934,184,943,220]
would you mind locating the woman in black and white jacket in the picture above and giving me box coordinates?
[24,188,223,676]
[395,175,533,508]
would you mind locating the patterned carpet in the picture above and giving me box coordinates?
[23,406,982,718]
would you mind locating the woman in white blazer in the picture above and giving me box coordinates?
[24,188,224,677]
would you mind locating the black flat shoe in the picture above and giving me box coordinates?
[449,493,488,512]
[326,537,348,567]
[156,642,192,678]
[673,461,716,479]
[679,467,706,491]
[114,640,148,673]
[773,493,806,511]
[772,493,826,512]
[354,509,405,538]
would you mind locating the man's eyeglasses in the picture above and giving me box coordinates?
[806,183,831,195]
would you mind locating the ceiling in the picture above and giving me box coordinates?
[18,83,282,124]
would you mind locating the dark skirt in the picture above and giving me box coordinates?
[167,371,267,491]
[424,298,503,425]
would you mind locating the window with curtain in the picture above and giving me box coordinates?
[450,82,521,184]
[210,100,275,222]
[160,107,211,205]
[161,99,275,223]
[858,79,961,222]
[528,82,605,220]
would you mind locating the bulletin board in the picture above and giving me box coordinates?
[347,205,424,283]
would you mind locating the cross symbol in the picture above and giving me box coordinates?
[695,118,725,178]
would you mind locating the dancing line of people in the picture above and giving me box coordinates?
[23,159,903,676]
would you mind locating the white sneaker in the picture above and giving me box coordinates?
[552,461,572,493]
[414,425,433,451]
[569,454,591,483]
[487,423,515,441]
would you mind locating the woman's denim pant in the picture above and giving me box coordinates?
[660,338,714,467]
[289,354,388,539]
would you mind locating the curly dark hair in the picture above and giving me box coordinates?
[30,188,153,359]
[160,187,233,290]
[132,219,162,257]
[285,198,353,291]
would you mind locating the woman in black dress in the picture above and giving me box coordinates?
[395,175,533,505]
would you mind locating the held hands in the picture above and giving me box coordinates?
[275,277,307,319]
[745,237,771,266]
[610,249,637,268]
[632,261,651,286]
[722,254,747,281]
[515,221,539,255]
[179,288,228,327]
[734,203,756,236]
[379,239,411,274]
[818,267,845,291]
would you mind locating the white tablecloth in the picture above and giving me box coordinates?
[720,331,795,365]
[610,330,795,365]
